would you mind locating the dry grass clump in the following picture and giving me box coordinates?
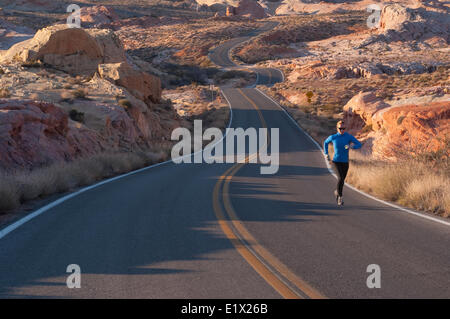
[346,152,450,217]
[0,150,170,214]
[402,175,450,217]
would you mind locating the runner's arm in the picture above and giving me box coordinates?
[349,135,362,149]
[324,136,332,155]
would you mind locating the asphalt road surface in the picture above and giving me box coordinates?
[0,22,449,299]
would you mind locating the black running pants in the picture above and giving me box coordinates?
[333,161,349,197]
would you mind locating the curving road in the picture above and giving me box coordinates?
[0,23,449,299]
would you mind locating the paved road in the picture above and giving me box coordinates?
[209,21,283,86]
[0,23,449,299]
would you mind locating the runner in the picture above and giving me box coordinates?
[324,121,362,206]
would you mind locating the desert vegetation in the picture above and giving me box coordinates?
[346,150,449,217]
[0,149,170,213]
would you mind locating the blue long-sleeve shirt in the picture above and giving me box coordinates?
[324,132,362,163]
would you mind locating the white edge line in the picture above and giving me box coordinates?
[255,87,450,227]
[0,91,235,240]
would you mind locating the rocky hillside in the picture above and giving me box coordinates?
[0,24,182,171]
[259,1,449,161]
[0,1,261,173]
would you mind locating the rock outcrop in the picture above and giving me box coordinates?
[0,25,126,76]
[0,100,102,169]
[376,3,449,43]
[343,91,450,159]
[0,23,175,171]
[79,5,120,28]
[235,0,268,19]
[98,62,162,104]
[379,4,450,43]
[287,60,437,80]
[225,0,267,19]
[343,92,390,130]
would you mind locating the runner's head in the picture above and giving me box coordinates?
[337,121,346,135]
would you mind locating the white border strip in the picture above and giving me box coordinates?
[0,91,235,240]
[255,87,450,227]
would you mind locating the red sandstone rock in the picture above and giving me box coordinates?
[343,91,450,159]
[98,62,162,104]
[79,5,120,28]
[343,91,389,131]
[376,101,450,157]
[0,25,126,76]
[0,100,103,169]
[234,0,267,19]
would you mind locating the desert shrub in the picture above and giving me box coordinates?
[118,99,132,109]
[402,175,450,216]
[0,88,11,98]
[0,173,20,212]
[306,91,314,103]
[69,109,85,123]
[21,60,42,68]
[72,89,87,99]
[0,68,5,75]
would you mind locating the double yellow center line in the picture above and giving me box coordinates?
[212,89,325,299]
